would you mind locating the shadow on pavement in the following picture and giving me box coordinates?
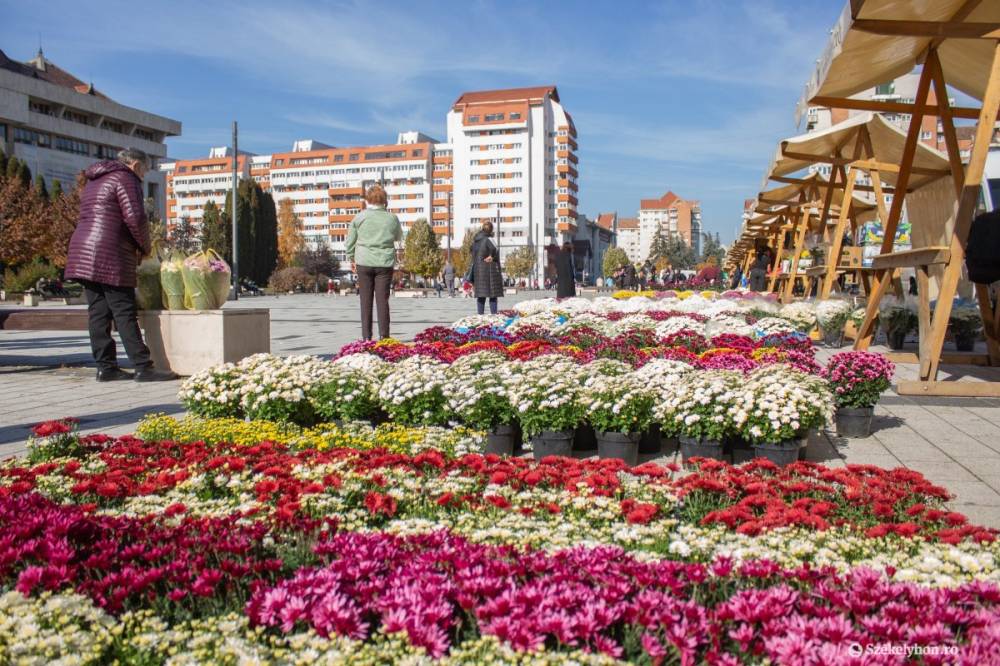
[0,402,184,445]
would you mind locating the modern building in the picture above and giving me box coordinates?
[572,212,616,283]
[161,85,576,274]
[446,85,578,279]
[0,48,181,216]
[638,191,703,257]
[163,133,443,261]
[617,217,641,263]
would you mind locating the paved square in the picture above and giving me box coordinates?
[3,293,1000,527]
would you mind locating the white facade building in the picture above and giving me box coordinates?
[446,86,578,278]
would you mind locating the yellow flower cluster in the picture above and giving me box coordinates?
[136,415,485,457]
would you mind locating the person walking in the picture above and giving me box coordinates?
[471,220,503,314]
[346,184,402,340]
[555,241,576,299]
[748,249,771,292]
[443,261,455,297]
[64,148,176,382]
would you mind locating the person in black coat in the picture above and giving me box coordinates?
[555,242,577,299]
[471,221,503,314]
[624,264,637,289]
[749,249,771,292]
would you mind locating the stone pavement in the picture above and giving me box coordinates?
[3,293,1000,527]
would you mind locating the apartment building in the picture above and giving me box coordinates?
[573,212,616,282]
[0,48,181,216]
[162,85,576,272]
[447,85,578,276]
[638,191,703,257]
[617,217,641,263]
[163,132,444,261]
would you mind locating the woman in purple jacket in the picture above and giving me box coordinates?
[65,148,175,382]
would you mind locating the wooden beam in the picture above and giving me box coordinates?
[782,209,809,303]
[809,95,992,121]
[897,380,1000,397]
[926,50,966,196]
[769,175,900,194]
[886,351,991,366]
[870,246,951,269]
[821,166,855,299]
[852,19,1000,39]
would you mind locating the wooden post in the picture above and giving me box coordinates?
[923,41,1000,380]
[783,210,808,303]
[766,223,785,293]
[821,167,857,298]
[854,60,935,349]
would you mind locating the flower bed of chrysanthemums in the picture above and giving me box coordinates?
[2,420,1000,664]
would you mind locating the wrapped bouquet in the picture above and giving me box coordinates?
[160,252,187,310]
[136,251,162,310]
[181,249,231,310]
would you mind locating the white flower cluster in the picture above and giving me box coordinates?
[815,299,854,329]
[377,355,447,407]
[741,366,834,442]
[777,301,818,331]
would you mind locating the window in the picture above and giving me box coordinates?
[54,136,90,155]
[13,127,42,144]
[29,100,54,116]
[134,128,155,141]
[365,150,405,160]
[468,115,480,123]
[485,113,504,121]
[349,153,360,161]
[63,109,91,125]
[509,112,521,120]
[102,119,125,133]
[412,149,423,157]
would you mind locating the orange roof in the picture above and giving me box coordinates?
[596,212,616,231]
[618,217,639,230]
[640,191,680,210]
[453,85,558,108]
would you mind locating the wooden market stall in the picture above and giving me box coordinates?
[800,0,1000,396]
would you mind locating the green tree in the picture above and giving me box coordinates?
[224,180,277,284]
[602,247,630,277]
[33,174,48,200]
[401,217,443,279]
[664,233,697,270]
[700,232,725,266]
[16,161,31,189]
[453,229,475,278]
[169,216,199,254]
[504,244,536,279]
[276,198,305,268]
[647,226,670,264]
[4,155,20,181]
[49,179,63,202]
[200,200,229,261]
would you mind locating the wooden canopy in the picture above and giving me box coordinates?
[799,0,1000,396]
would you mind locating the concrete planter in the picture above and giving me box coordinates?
[137,309,270,376]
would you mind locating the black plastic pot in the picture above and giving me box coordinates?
[887,329,907,350]
[729,437,755,465]
[530,430,574,460]
[485,424,516,456]
[835,406,874,438]
[639,423,662,454]
[679,435,724,465]
[368,408,390,428]
[512,421,525,455]
[661,435,680,455]
[753,441,801,467]
[597,431,640,466]
[955,333,977,352]
[573,424,598,451]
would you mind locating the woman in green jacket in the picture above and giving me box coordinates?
[345,184,402,340]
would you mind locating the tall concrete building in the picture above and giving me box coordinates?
[446,86,578,276]
[638,191,703,258]
[0,48,181,216]
[617,217,641,263]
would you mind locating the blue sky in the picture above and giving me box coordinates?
[3,0,844,242]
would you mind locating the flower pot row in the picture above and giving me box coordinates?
[487,423,677,466]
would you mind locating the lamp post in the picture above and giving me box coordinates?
[447,189,453,263]
[231,121,239,301]
[495,208,501,283]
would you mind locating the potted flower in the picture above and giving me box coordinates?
[637,358,692,455]
[445,352,520,455]
[825,350,894,438]
[815,299,853,347]
[664,370,745,464]
[377,356,450,426]
[508,356,584,459]
[309,353,388,425]
[742,366,833,466]
[581,374,654,466]
[880,303,916,350]
[949,305,983,352]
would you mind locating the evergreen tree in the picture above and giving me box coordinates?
[17,161,31,189]
[664,233,697,270]
[224,180,277,284]
[33,174,48,200]
[170,216,199,254]
[5,156,21,181]
[452,229,475,279]
[401,217,443,279]
[646,226,670,264]
[700,232,726,266]
[49,179,63,202]
[0,150,7,177]
[276,198,305,268]
[200,200,229,261]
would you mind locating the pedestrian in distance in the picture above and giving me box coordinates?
[555,241,577,299]
[443,261,455,297]
[471,220,503,314]
[345,184,402,340]
[65,148,177,382]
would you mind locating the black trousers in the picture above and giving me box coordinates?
[357,265,393,340]
[80,280,151,371]
[476,297,498,315]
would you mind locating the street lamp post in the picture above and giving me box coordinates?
[447,189,453,263]
[231,121,239,301]
[495,209,501,283]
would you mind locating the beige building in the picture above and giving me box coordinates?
[0,48,181,215]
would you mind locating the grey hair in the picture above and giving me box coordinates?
[117,147,149,168]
